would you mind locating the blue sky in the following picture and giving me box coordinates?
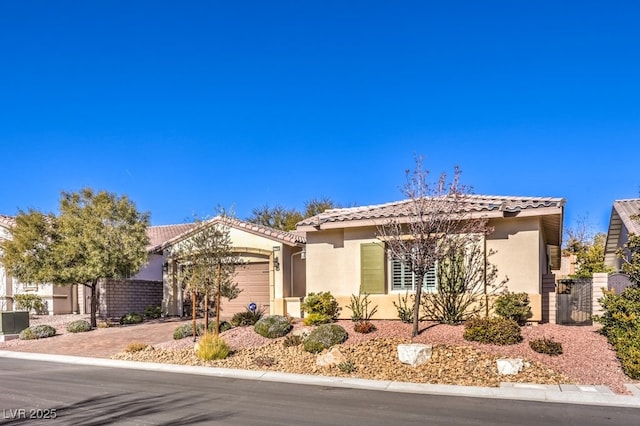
[1,1,638,235]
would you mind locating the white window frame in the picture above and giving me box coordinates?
[389,258,437,293]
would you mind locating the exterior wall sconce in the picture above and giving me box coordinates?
[273,246,280,271]
[162,261,169,273]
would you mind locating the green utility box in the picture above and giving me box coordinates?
[0,311,30,335]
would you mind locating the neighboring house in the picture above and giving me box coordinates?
[0,214,74,314]
[296,195,565,323]
[604,199,640,272]
[155,217,306,319]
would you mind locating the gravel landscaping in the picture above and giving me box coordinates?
[108,318,637,395]
[1,314,636,395]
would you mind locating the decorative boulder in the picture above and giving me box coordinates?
[397,343,433,367]
[496,358,524,375]
[316,347,347,367]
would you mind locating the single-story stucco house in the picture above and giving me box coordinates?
[155,217,306,319]
[604,198,640,272]
[295,195,565,323]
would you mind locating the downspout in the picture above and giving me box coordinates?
[484,233,489,318]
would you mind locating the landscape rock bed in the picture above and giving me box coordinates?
[117,319,636,394]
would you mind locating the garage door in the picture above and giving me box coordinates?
[221,262,270,317]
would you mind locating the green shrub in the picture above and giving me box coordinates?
[353,320,376,334]
[337,360,356,373]
[173,322,205,339]
[463,317,522,345]
[196,334,230,360]
[13,294,45,314]
[120,312,144,325]
[529,337,563,356]
[301,292,341,322]
[208,320,233,334]
[615,335,640,379]
[303,323,348,353]
[254,315,292,338]
[230,307,265,327]
[593,287,640,379]
[594,287,640,347]
[283,334,303,347]
[346,291,378,322]
[302,312,334,326]
[494,292,531,324]
[19,324,56,340]
[143,305,162,319]
[66,319,92,333]
[393,291,414,324]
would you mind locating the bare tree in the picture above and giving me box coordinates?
[421,234,507,324]
[377,156,494,336]
[171,209,242,338]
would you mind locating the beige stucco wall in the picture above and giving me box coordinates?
[303,216,547,321]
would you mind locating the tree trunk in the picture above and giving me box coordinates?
[89,280,98,328]
[192,289,197,342]
[215,263,221,336]
[204,291,209,335]
[412,274,424,337]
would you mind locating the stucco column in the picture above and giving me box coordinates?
[592,272,608,318]
[541,274,556,324]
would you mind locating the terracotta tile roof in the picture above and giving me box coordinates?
[0,214,15,229]
[147,223,196,251]
[613,199,640,235]
[605,199,640,267]
[152,216,306,253]
[297,194,565,228]
[0,215,15,241]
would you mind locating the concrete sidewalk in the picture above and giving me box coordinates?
[1,349,639,409]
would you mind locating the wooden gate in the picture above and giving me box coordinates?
[608,273,634,294]
[557,278,592,325]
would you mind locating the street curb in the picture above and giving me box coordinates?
[1,350,639,408]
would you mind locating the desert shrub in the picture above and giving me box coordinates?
[302,312,333,326]
[393,291,414,324]
[463,317,522,345]
[125,342,150,353]
[196,334,230,360]
[337,360,356,373]
[120,312,144,325]
[97,321,112,328]
[282,334,303,348]
[494,292,531,324]
[254,315,292,338]
[13,294,45,315]
[19,324,56,340]
[353,320,376,334]
[66,319,92,333]
[253,355,277,367]
[208,320,233,334]
[173,322,205,340]
[301,292,341,323]
[303,323,348,353]
[529,337,563,356]
[593,287,640,379]
[230,307,265,327]
[143,305,162,319]
[346,291,378,322]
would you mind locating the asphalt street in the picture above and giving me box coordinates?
[1,358,639,426]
